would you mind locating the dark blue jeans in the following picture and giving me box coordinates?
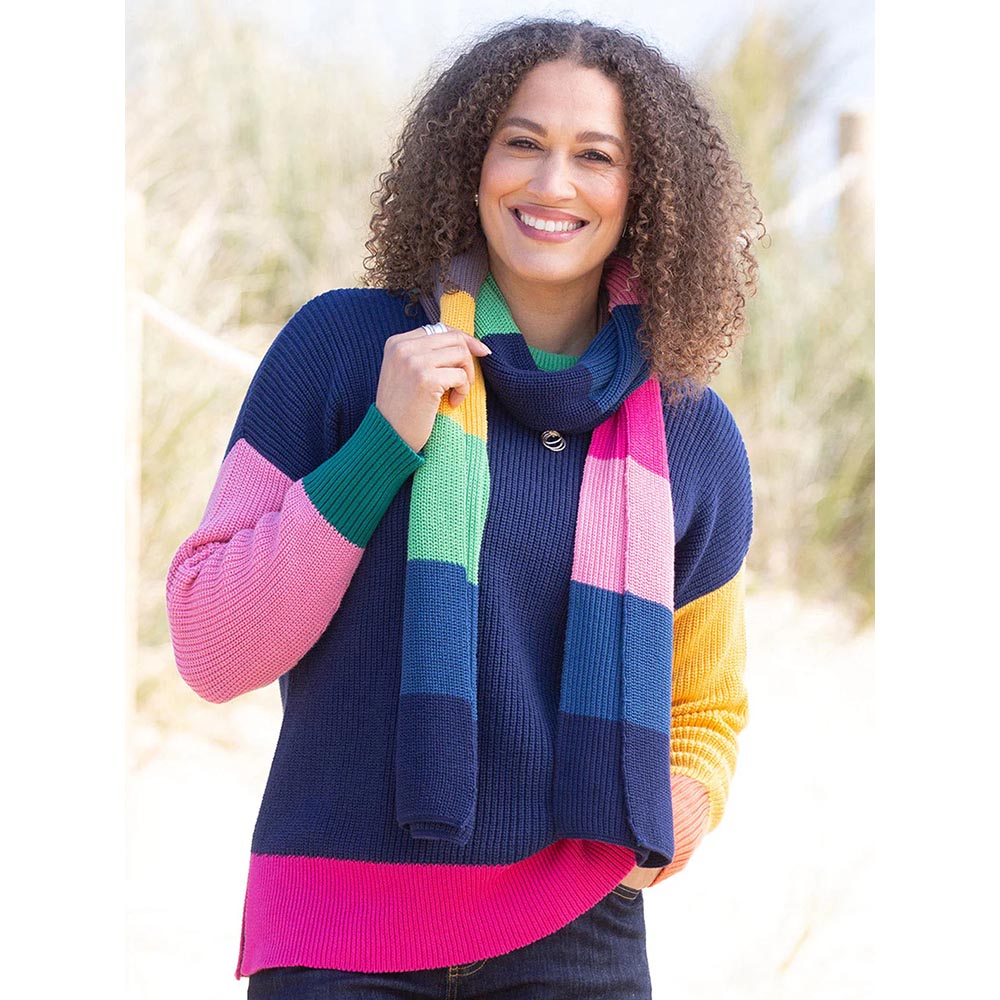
[247,881,652,999]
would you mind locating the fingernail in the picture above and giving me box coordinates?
[483,346,493,354]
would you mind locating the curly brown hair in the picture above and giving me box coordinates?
[362,17,766,402]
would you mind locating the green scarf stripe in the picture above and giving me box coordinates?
[531,346,580,370]
[406,410,489,584]
[477,276,580,370]
[475,276,522,337]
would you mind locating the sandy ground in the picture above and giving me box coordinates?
[127,587,876,999]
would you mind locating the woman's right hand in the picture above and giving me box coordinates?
[375,325,493,454]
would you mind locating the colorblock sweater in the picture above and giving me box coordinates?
[165,288,754,979]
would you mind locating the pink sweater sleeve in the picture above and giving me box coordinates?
[166,402,425,704]
[648,774,711,886]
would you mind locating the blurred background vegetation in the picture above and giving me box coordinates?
[126,0,873,733]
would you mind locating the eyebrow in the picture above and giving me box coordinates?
[497,116,628,155]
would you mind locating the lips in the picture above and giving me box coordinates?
[508,208,590,243]
[512,207,587,232]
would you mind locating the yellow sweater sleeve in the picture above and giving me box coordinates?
[669,562,749,833]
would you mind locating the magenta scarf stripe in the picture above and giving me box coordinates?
[588,379,670,475]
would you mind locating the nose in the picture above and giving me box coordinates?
[525,151,576,203]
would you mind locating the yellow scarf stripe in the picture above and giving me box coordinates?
[437,289,487,442]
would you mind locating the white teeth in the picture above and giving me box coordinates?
[515,210,585,233]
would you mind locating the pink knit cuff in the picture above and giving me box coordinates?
[648,774,711,886]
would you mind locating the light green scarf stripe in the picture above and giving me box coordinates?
[474,276,520,336]
[406,412,489,584]
[405,274,581,585]
[478,275,581,369]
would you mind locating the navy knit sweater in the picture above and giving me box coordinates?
[166,288,753,977]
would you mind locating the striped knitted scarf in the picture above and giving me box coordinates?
[398,233,677,869]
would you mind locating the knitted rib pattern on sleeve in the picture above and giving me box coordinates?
[165,295,426,704]
[164,290,753,977]
[647,385,753,886]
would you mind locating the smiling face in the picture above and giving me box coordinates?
[477,59,631,300]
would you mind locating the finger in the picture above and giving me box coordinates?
[391,326,462,348]
[459,350,478,397]
[416,342,484,373]
[425,343,481,402]
[427,366,470,408]
[450,374,474,408]
[416,324,487,350]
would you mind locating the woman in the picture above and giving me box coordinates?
[166,17,763,999]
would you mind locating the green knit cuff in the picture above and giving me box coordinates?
[301,403,425,547]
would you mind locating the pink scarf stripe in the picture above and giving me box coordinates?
[622,381,674,616]
[572,455,673,609]
[571,380,674,610]
[602,255,646,309]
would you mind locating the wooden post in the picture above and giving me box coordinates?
[838,110,873,261]
[125,188,144,766]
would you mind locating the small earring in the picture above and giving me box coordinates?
[474,193,479,207]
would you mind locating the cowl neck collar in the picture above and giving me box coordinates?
[418,232,651,434]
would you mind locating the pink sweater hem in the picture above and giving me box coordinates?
[236,838,638,978]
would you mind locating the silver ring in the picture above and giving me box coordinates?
[422,322,448,335]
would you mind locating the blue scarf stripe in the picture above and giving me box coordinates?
[621,592,674,734]
[401,559,478,708]
[560,581,672,735]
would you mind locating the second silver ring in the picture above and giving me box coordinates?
[422,322,448,335]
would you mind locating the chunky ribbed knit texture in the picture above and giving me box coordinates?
[165,285,753,978]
